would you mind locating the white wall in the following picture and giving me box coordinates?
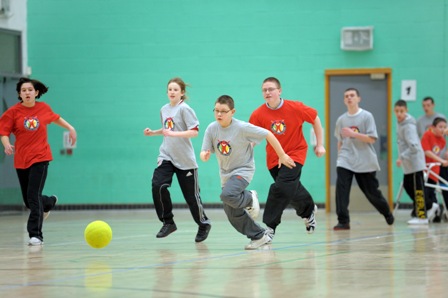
[0,0,28,75]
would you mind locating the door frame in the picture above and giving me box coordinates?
[324,68,393,212]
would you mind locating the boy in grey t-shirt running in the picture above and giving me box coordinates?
[333,88,394,230]
[200,95,295,250]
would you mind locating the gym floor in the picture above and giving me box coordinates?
[0,208,447,297]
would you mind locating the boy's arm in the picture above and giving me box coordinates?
[163,129,198,138]
[143,128,163,136]
[340,127,376,144]
[312,116,326,157]
[400,126,423,160]
[265,131,296,169]
[424,150,448,167]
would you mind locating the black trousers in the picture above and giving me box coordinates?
[16,161,53,241]
[335,167,391,224]
[263,163,315,231]
[151,160,209,226]
[403,171,431,215]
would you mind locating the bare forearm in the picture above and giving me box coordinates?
[312,116,324,146]
[1,135,10,147]
[165,130,199,138]
[266,132,286,158]
[53,117,75,131]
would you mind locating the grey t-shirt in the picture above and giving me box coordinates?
[396,114,426,174]
[202,118,269,186]
[158,102,199,170]
[334,108,380,173]
[416,112,445,138]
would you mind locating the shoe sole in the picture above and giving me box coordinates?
[195,225,211,243]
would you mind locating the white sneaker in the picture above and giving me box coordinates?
[245,232,272,250]
[266,227,275,243]
[245,190,260,220]
[303,205,317,234]
[407,217,429,225]
[28,237,43,246]
[427,203,440,222]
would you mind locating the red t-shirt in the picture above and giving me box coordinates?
[249,99,317,169]
[0,102,60,169]
[421,129,446,181]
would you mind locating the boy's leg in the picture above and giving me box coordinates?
[354,171,392,218]
[403,174,416,216]
[151,160,175,224]
[413,171,427,219]
[221,176,265,240]
[263,163,310,231]
[335,167,354,224]
[175,168,211,226]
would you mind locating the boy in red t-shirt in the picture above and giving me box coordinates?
[249,77,326,238]
[421,117,448,221]
[0,77,77,246]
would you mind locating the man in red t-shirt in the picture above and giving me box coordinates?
[249,77,325,238]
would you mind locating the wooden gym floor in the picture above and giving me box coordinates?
[0,208,447,298]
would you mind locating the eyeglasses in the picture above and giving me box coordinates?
[213,109,232,114]
[262,87,278,93]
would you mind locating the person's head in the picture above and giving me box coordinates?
[343,88,361,109]
[431,117,447,137]
[167,77,188,104]
[261,77,282,108]
[16,77,48,104]
[394,99,408,122]
[213,95,235,127]
[422,96,435,115]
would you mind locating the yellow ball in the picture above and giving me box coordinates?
[84,220,112,249]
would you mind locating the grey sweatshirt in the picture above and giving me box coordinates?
[396,114,426,174]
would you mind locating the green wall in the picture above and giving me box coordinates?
[26,0,447,205]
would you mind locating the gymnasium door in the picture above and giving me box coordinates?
[325,69,392,212]
[0,76,22,210]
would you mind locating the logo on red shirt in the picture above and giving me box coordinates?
[432,145,441,155]
[164,117,175,130]
[270,120,286,135]
[23,117,40,131]
[217,140,232,156]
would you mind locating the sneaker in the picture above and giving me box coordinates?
[244,231,272,250]
[407,217,429,225]
[28,237,43,246]
[333,223,350,230]
[433,204,443,223]
[156,223,177,238]
[385,213,395,225]
[195,224,211,243]
[245,190,260,220]
[266,227,275,243]
[427,203,439,222]
[303,205,317,234]
[44,195,58,220]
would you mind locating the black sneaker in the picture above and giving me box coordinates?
[156,223,177,238]
[44,195,58,220]
[195,224,211,242]
[333,223,350,230]
[385,213,395,225]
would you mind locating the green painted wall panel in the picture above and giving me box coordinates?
[22,0,447,205]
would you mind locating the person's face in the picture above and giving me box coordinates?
[422,100,434,115]
[213,103,234,127]
[343,90,361,108]
[167,82,184,104]
[261,81,281,106]
[19,82,38,106]
[394,106,407,123]
[433,121,447,137]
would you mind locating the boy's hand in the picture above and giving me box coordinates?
[200,150,211,162]
[396,159,402,167]
[278,154,296,169]
[314,145,326,157]
[4,144,14,155]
